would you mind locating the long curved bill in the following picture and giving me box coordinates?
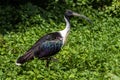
[72,12,92,24]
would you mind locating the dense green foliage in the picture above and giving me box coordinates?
[0,0,120,79]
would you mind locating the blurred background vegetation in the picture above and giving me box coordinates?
[0,0,120,34]
[0,0,120,79]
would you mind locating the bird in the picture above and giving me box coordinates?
[16,10,92,67]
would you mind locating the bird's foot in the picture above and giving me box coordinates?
[46,57,51,67]
[51,57,59,62]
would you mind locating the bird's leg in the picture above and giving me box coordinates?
[45,57,58,67]
[46,57,51,67]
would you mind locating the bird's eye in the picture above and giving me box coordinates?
[67,11,72,15]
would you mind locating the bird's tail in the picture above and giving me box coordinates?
[16,52,34,66]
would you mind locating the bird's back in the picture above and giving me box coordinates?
[16,32,63,65]
[26,32,63,58]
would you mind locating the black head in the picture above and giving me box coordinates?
[65,10,74,17]
[64,10,92,24]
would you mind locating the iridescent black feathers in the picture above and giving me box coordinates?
[16,32,63,66]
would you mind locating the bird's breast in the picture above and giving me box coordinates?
[59,30,70,45]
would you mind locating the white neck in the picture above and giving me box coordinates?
[64,16,70,32]
[59,16,70,44]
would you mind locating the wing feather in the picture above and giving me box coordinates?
[25,32,63,58]
[35,39,63,58]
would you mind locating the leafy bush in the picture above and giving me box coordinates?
[0,14,120,80]
[0,0,120,79]
[104,0,120,17]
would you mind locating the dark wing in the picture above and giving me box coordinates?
[16,32,63,64]
[24,32,63,58]
[34,39,63,58]
[25,32,62,52]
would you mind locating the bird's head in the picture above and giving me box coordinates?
[65,10,92,24]
[65,10,74,18]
